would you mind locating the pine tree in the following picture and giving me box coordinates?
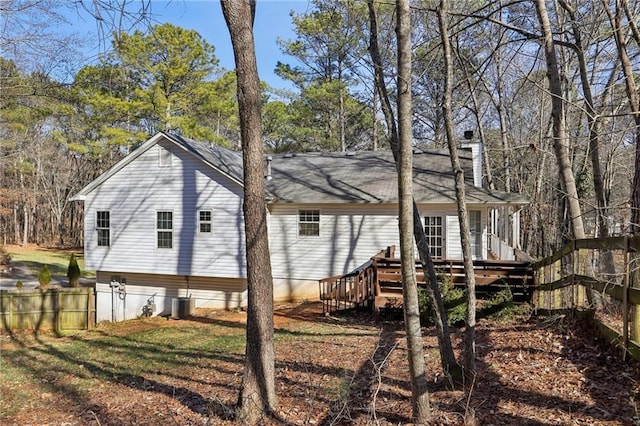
[38,265,51,288]
[67,254,81,287]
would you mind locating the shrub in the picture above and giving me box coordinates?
[419,281,532,326]
[418,274,466,326]
[477,286,531,321]
[0,246,10,267]
[38,265,51,288]
[67,254,81,287]
[16,280,23,289]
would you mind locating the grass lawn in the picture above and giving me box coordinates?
[4,245,94,279]
[0,305,374,425]
[0,318,248,420]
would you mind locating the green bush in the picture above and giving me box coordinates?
[38,265,51,288]
[418,274,466,326]
[16,280,23,289]
[477,286,531,321]
[419,281,532,326]
[67,254,81,287]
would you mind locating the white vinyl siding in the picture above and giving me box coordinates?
[269,204,400,284]
[82,134,494,308]
[446,215,461,259]
[83,137,246,278]
[268,204,486,296]
[443,210,486,260]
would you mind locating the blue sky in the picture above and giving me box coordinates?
[67,0,312,89]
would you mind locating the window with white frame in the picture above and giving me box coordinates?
[424,216,443,258]
[156,211,173,248]
[198,210,212,233]
[298,210,320,236]
[96,211,110,247]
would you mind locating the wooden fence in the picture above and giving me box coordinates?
[532,236,640,361]
[0,288,96,333]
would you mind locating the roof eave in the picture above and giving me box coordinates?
[68,132,168,202]
[160,131,245,188]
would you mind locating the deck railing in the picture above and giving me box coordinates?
[489,233,515,260]
[319,246,534,314]
[319,247,390,314]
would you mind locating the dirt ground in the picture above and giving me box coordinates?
[1,302,639,425]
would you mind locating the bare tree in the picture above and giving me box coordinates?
[220,1,276,424]
[396,0,431,421]
[534,0,585,240]
[603,0,640,343]
[367,0,460,383]
[437,0,477,383]
[555,0,619,279]
[602,0,639,236]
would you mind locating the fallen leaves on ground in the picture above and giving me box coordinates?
[1,302,638,425]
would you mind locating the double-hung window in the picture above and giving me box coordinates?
[198,210,212,233]
[424,216,443,258]
[157,211,173,249]
[96,211,110,247]
[298,210,320,236]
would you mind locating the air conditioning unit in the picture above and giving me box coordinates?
[171,297,194,319]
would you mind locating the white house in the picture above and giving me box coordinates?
[71,132,528,321]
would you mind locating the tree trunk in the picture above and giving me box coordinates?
[438,0,477,383]
[604,0,640,340]
[340,79,346,152]
[604,0,639,235]
[396,0,431,421]
[367,0,460,382]
[22,202,29,247]
[621,0,640,48]
[559,0,616,277]
[534,0,585,241]
[372,87,378,151]
[495,49,511,193]
[220,1,276,424]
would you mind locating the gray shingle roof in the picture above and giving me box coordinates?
[170,132,528,206]
[265,150,528,205]
[164,132,244,184]
[71,131,527,207]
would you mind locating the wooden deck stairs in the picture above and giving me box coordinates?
[319,246,534,314]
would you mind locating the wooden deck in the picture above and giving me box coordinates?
[319,247,534,314]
